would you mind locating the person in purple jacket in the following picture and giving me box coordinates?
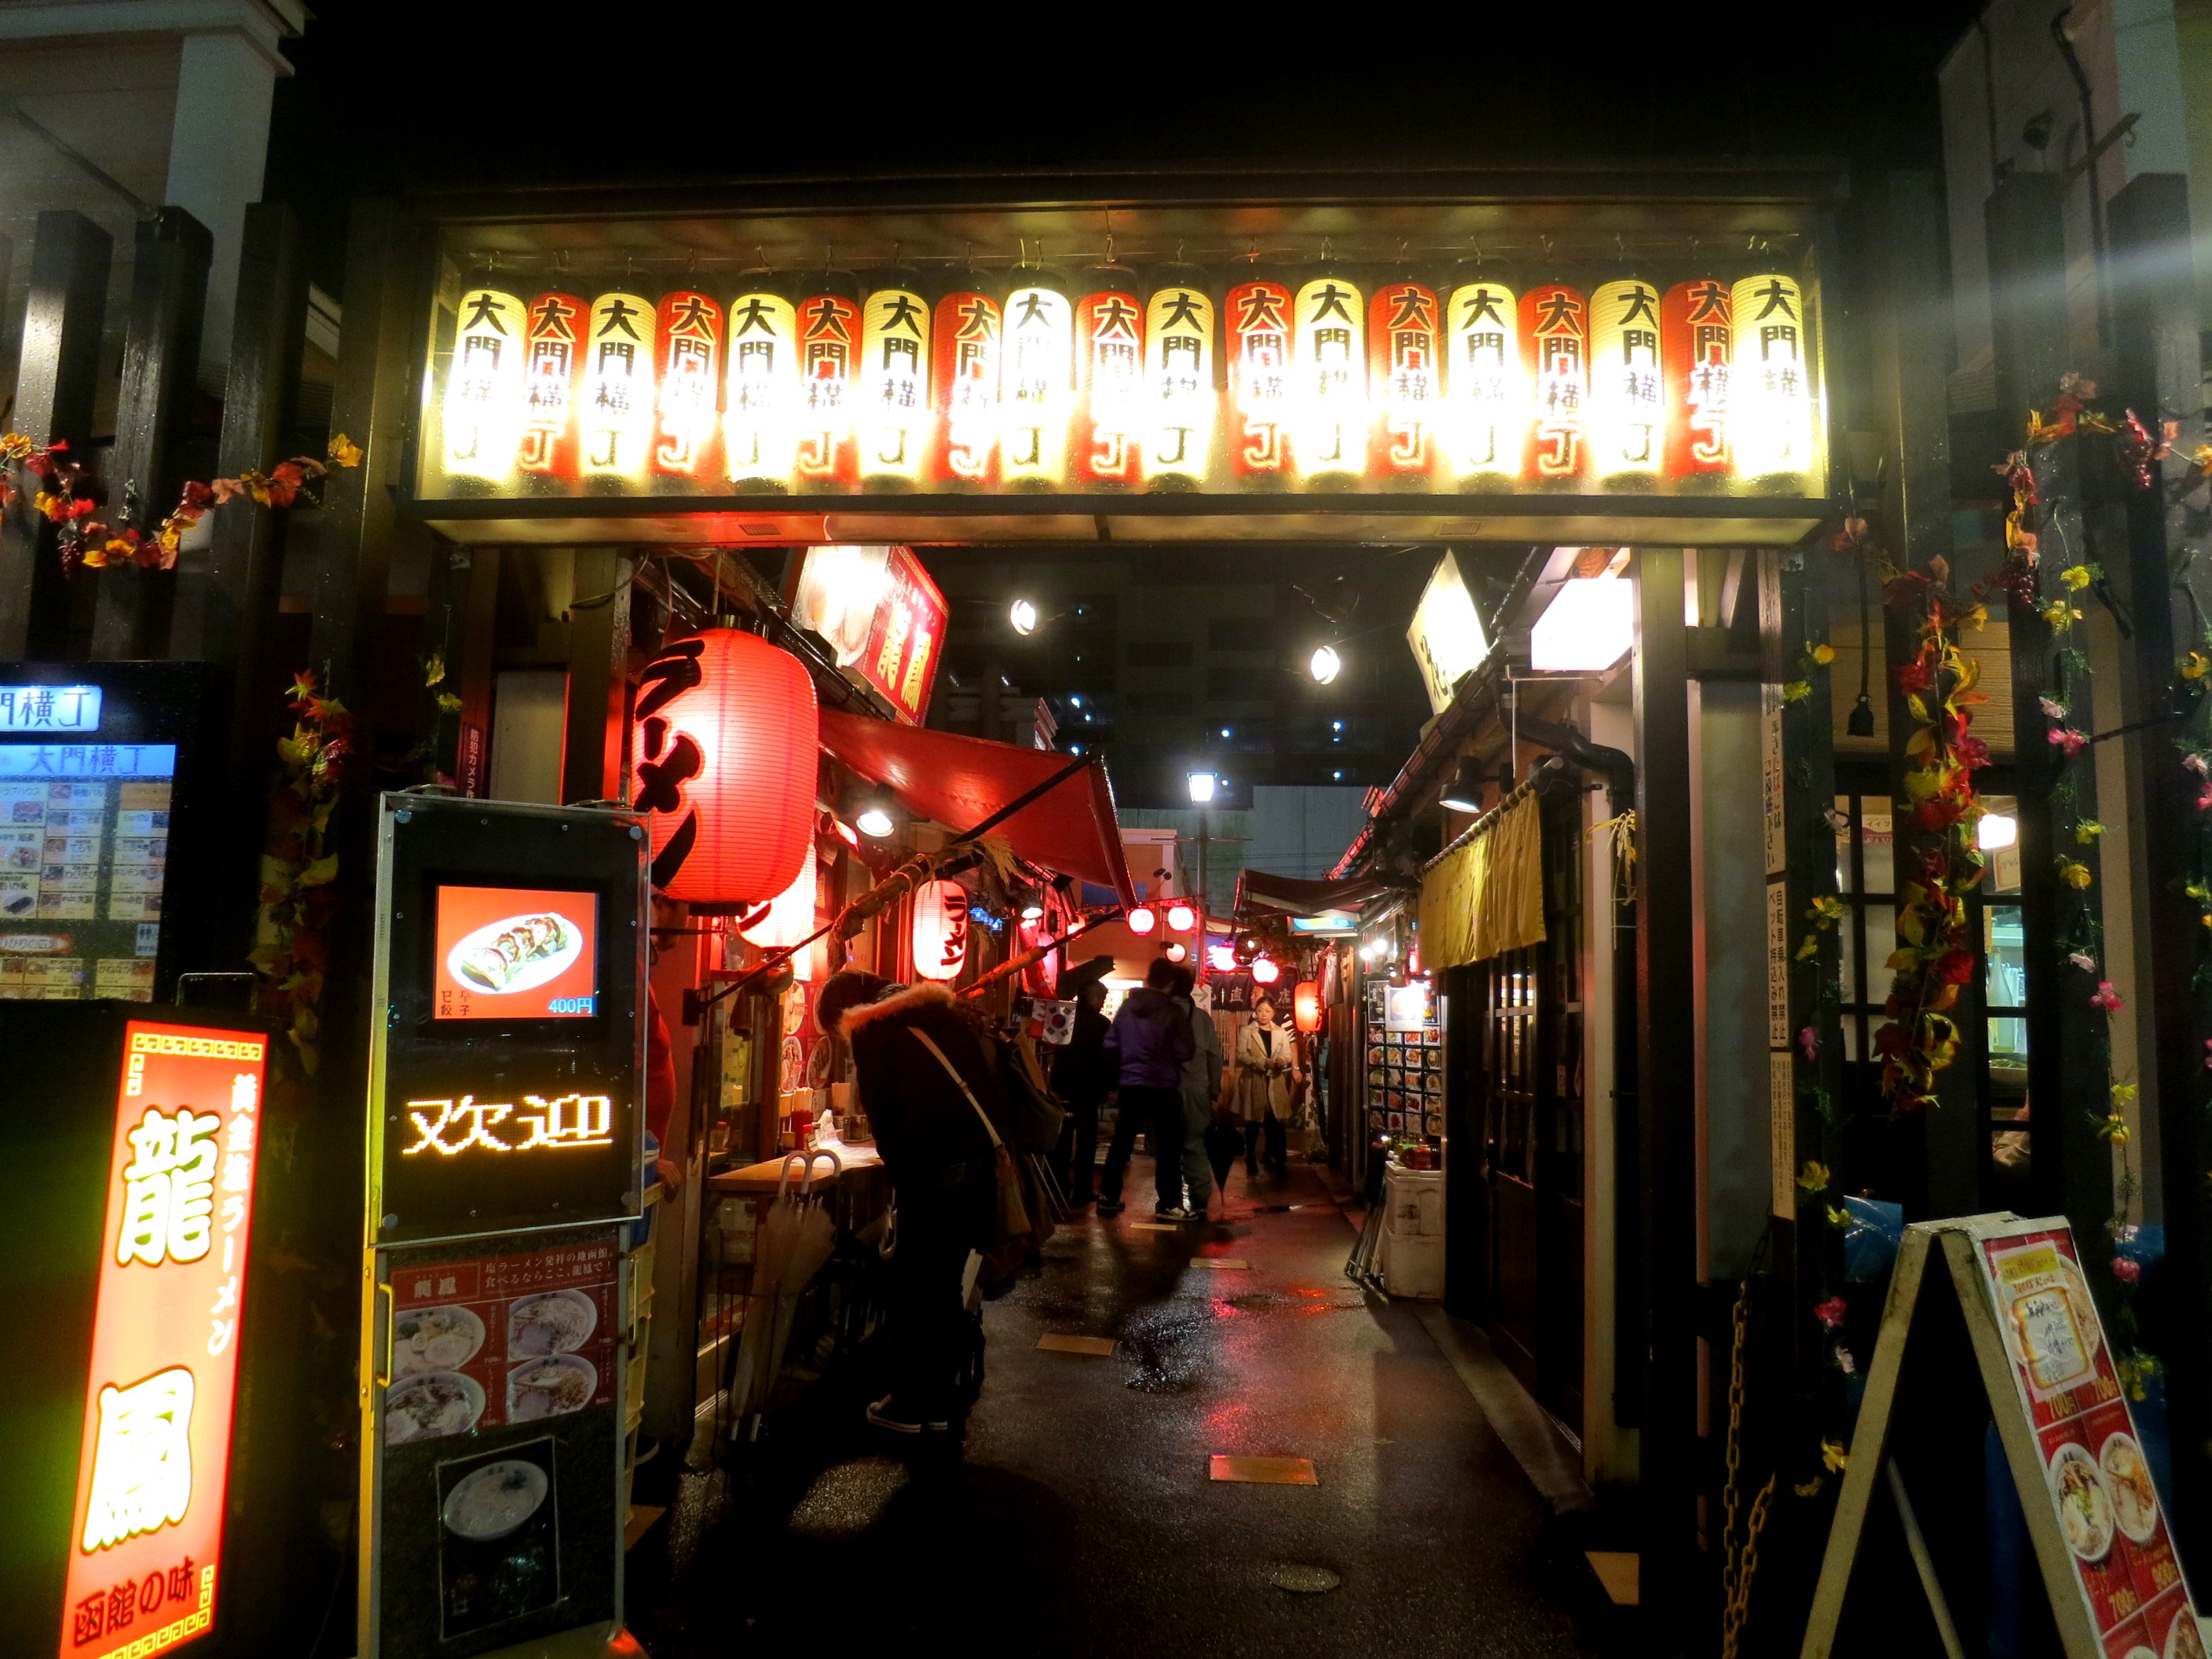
[1095,957,1197,1217]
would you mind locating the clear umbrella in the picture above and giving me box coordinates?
[729,1148,842,1435]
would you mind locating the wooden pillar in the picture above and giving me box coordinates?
[0,211,111,661]
[451,547,500,797]
[2108,172,2212,1551]
[561,548,632,804]
[90,207,213,661]
[1984,174,2115,1253]
[1870,173,1982,1218]
[1634,544,1702,1641]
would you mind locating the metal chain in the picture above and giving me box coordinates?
[1719,1281,1776,1659]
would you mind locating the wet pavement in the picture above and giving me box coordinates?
[629,1157,1617,1657]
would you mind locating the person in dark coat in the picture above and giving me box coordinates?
[1049,978,1112,1203]
[1096,957,1197,1217]
[819,969,1005,1434]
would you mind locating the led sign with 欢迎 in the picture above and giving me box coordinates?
[63,1020,266,1659]
[401,1093,617,1158]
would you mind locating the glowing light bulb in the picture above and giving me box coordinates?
[1009,599,1038,635]
[1166,903,1197,933]
[1309,644,1342,684]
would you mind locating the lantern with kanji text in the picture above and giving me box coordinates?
[860,282,932,485]
[519,291,587,480]
[911,879,972,981]
[632,629,818,906]
[738,853,819,980]
[1074,273,1146,487]
[444,287,526,480]
[1661,277,1732,479]
[932,287,1002,485]
[1522,282,1587,483]
[654,290,723,480]
[1292,273,1365,482]
[1442,274,1522,485]
[1143,273,1214,487]
[1730,272,1814,484]
[1225,277,1294,481]
[796,284,861,485]
[1369,279,1439,480]
[724,284,800,489]
[583,290,656,481]
[1000,275,1074,486]
[1588,277,1663,482]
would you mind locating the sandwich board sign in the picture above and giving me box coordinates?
[1801,1214,2202,1659]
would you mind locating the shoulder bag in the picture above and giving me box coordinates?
[910,1027,1031,1245]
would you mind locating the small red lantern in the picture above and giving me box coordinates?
[654,290,723,479]
[1250,956,1280,985]
[911,879,971,981]
[932,289,1002,485]
[1226,278,1295,478]
[1522,282,1588,482]
[1369,280,1439,479]
[1075,280,1146,486]
[634,629,818,906]
[1166,902,1197,933]
[1126,906,1157,936]
[1293,980,1322,1034]
[520,291,587,478]
[796,288,861,485]
[1662,277,1732,478]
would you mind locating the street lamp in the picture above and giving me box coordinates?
[1009,598,1039,635]
[1187,771,1216,936]
[1309,643,1342,684]
[1186,771,1216,804]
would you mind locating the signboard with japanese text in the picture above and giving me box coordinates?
[788,544,947,724]
[0,663,226,1006]
[371,797,646,1246]
[1803,1214,2203,1659]
[0,1004,270,1659]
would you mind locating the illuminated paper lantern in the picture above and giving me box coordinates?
[860,284,932,484]
[583,291,656,481]
[1522,282,1587,483]
[1075,277,1146,486]
[1225,278,1294,480]
[444,287,526,479]
[1000,277,1074,486]
[724,286,800,489]
[911,879,972,981]
[518,291,587,479]
[1249,955,1280,985]
[1126,905,1156,936]
[738,853,819,980]
[654,290,723,480]
[1293,980,1322,1034]
[1143,276,1214,487]
[632,628,818,905]
[1588,278,1664,482]
[932,288,1002,485]
[1730,273,1815,483]
[1293,274,1366,481]
[1369,280,1439,480]
[1166,902,1197,933]
[797,288,862,485]
[1442,276,1523,485]
[1662,278,1732,478]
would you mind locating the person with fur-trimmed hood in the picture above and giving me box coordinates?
[819,969,1005,1435]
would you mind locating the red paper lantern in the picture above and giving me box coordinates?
[1075,280,1146,486]
[796,289,861,484]
[520,291,587,478]
[634,629,818,906]
[1166,902,1197,933]
[654,290,723,478]
[1369,280,1440,480]
[1522,282,1588,483]
[1225,278,1295,478]
[932,289,1002,485]
[1663,277,1733,478]
[1250,956,1280,985]
[1293,980,1322,1034]
[1126,906,1157,936]
[911,879,971,981]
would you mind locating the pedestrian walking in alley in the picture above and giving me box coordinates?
[1094,958,1195,1217]
[1165,965,1222,1221]
[1229,993,1300,1180]
[1049,972,1113,1203]
[821,969,1005,1435]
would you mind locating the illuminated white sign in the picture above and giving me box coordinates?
[1531,577,1635,673]
[0,683,101,732]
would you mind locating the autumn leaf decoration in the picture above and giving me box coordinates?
[247,673,354,1079]
[1870,591,1991,1111]
[0,432,362,573]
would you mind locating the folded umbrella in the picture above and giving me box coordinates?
[1205,1116,1242,1189]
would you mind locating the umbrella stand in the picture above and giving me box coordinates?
[727,1148,842,1440]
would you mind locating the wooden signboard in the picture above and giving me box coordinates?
[1802,1214,2202,1659]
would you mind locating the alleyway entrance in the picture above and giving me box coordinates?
[631,1161,1617,1657]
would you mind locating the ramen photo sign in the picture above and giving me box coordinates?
[433,886,598,1020]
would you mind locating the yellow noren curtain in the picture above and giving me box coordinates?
[1418,792,1546,971]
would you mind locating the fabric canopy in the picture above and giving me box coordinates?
[819,709,1137,906]
[1419,792,1545,970]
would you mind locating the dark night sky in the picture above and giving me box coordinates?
[269,3,1985,296]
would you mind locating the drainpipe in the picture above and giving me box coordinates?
[2051,5,2115,345]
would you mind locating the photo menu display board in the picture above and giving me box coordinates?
[0,745,173,1002]
[371,797,646,1247]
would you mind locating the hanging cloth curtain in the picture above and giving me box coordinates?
[1419,790,1546,971]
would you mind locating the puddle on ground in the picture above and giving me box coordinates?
[1118,1306,1211,1394]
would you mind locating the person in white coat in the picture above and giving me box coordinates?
[1229,993,1300,1177]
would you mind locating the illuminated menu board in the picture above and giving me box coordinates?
[0,745,174,1003]
[46,1017,268,1659]
[431,885,599,1020]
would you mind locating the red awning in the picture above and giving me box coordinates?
[819,709,1137,906]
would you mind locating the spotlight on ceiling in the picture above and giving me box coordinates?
[1009,598,1039,635]
[855,789,896,838]
[1309,643,1342,684]
[1439,758,1486,815]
